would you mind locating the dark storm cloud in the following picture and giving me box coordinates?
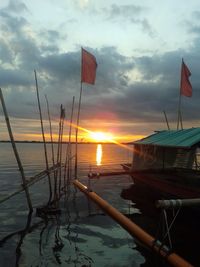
[104,4,155,37]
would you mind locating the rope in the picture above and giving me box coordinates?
[153,207,181,254]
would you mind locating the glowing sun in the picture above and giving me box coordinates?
[90,131,113,142]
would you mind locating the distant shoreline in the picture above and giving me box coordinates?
[0,140,130,145]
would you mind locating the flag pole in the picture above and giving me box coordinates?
[180,109,183,130]
[75,82,83,179]
[177,92,184,130]
[177,58,184,130]
[177,93,181,130]
[74,47,97,179]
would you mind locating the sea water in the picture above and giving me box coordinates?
[0,143,149,267]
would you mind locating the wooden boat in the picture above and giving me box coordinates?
[88,128,200,265]
[120,128,200,265]
[121,128,200,214]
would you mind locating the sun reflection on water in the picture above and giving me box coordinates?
[96,144,102,166]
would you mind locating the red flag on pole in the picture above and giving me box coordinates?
[180,59,192,97]
[81,48,97,84]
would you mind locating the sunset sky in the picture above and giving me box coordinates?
[1,0,200,142]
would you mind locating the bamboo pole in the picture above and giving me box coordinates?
[163,110,170,130]
[88,171,130,178]
[0,164,61,205]
[73,180,193,267]
[45,95,56,193]
[156,198,200,209]
[75,82,83,179]
[64,96,75,188]
[54,105,62,200]
[179,110,183,130]
[45,95,56,168]
[34,70,52,203]
[58,106,65,194]
[177,94,181,130]
[54,111,61,200]
[0,88,33,212]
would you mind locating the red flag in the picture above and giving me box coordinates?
[180,60,192,97]
[81,48,97,84]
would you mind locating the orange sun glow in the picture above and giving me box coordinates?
[89,131,113,142]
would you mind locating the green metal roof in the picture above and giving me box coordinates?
[133,128,200,148]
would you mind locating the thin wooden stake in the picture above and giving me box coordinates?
[64,96,75,188]
[45,95,55,166]
[75,82,83,179]
[34,70,52,203]
[0,88,33,212]
[163,110,170,130]
[45,95,56,196]
[54,105,63,200]
[58,106,65,194]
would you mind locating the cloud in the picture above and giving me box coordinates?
[1,38,199,134]
[107,4,145,19]
[74,0,90,9]
[104,4,155,37]
[3,0,28,14]
[0,68,32,87]
[1,1,200,139]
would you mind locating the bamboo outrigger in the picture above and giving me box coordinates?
[156,198,200,209]
[73,179,193,267]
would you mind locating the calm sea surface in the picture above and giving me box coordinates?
[0,143,149,267]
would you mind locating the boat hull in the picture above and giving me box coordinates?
[121,164,200,215]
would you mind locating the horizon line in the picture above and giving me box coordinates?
[0,140,131,145]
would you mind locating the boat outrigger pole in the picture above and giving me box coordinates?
[74,180,193,267]
[156,198,200,209]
